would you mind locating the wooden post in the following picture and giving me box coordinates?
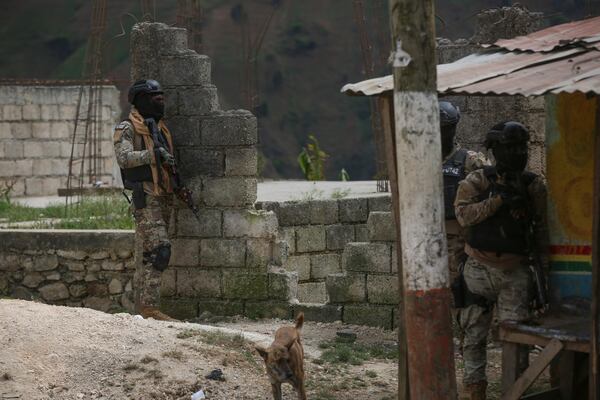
[591,95,600,400]
[388,1,457,399]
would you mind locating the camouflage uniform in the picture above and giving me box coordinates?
[444,145,489,281]
[114,118,175,310]
[454,168,548,385]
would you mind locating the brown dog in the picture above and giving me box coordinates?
[256,312,307,400]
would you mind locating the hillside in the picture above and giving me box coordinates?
[0,0,593,179]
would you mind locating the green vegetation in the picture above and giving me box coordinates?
[317,339,398,366]
[298,134,328,181]
[0,195,133,229]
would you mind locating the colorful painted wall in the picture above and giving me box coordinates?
[545,92,597,302]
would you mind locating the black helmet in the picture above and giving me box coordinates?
[439,101,460,127]
[484,121,529,149]
[127,79,163,104]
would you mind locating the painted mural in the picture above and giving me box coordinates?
[545,92,597,302]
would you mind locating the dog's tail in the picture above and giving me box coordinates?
[295,312,304,330]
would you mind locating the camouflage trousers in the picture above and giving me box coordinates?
[133,194,173,310]
[458,257,531,384]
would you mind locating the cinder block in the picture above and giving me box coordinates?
[155,26,188,54]
[368,195,391,212]
[167,116,201,147]
[310,253,341,279]
[3,105,22,121]
[42,177,64,196]
[169,238,199,266]
[298,282,327,304]
[50,122,71,139]
[391,243,399,274]
[198,300,244,317]
[202,177,257,207]
[223,209,278,238]
[159,268,176,297]
[325,273,366,303]
[177,268,222,298]
[293,304,342,322]
[22,105,41,120]
[200,110,257,146]
[339,198,369,223]
[343,242,391,273]
[296,225,326,253]
[343,304,393,329]
[178,85,219,116]
[31,122,50,139]
[160,298,198,320]
[177,208,222,237]
[11,123,32,139]
[13,160,33,176]
[225,148,257,176]
[178,148,224,177]
[326,224,355,250]
[355,224,369,242]
[367,274,399,304]
[367,211,395,242]
[245,301,292,319]
[284,255,310,281]
[246,238,271,269]
[310,200,338,225]
[201,238,246,267]
[268,270,298,301]
[160,53,212,86]
[0,123,10,139]
[40,105,60,121]
[278,201,310,226]
[3,141,24,159]
[222,272,268,300]
[58,105,78,120]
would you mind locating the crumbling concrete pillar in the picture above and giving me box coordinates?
[129,23,296,320]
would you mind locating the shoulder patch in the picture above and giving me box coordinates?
[115,121,132,130]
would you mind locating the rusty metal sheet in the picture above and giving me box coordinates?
[491,16,600,52]
[446,50,600,96]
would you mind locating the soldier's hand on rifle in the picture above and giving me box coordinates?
[500,192,527,218]
[158,147,176,166]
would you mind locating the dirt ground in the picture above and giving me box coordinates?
[0,299,549,400]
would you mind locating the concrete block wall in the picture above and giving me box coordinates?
[256,195,391,304]
[0,230,136,313]
[130,22,296,320]
[0,85,120,196]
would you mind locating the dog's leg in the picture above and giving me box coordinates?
[295,382,307,400]
[271,382,282,400]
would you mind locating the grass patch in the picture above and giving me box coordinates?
[176,329,202,339]
[0,195,133,229]
[198,331,247,348]
[162,350,185,361]
[122,362,143,372]
[318,339,398,366]
[365,370,377,378]
[140,355,159,364]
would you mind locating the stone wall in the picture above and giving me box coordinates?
[0,230,135,312]
[129,22,296,321]
[0,85,121,196]
[256,196,391,304]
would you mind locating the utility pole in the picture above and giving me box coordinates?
[388,1,457,399]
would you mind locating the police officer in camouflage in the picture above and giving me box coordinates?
[454,121,548,400]
[113,79,178,322]
[440,101,488,281]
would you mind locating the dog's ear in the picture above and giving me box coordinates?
[255,345,269,361]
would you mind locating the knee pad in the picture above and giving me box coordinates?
[143,243,171,271]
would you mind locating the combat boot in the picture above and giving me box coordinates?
[139,306,178,322]
[464,381,487,400]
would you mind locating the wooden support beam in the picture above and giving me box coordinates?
[502,339,564,400]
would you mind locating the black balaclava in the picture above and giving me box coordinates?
[492,141,528,175]
[135,93,165,121]
[441,124,456,158]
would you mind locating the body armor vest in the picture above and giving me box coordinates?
[443,149,468,220]
[120,120,153,187]
[466,167,537,255]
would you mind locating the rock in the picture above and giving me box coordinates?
[205,368,226,381]
[336,329,357,343]
[39,282,69,301]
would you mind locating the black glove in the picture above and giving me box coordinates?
[157,147,176,166]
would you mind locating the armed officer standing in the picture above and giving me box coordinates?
[113,79,178,322]
[454,121,548,400]
[440,100,488,281]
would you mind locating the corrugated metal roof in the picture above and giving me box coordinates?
[341,16,600,98]
[491,16,600,52]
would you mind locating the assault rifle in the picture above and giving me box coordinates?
[145,118,202,222]
[503,172,548,311]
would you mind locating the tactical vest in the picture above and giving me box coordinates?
[466,167,537,255]
[443,148,468,220]
[118,110,175,196]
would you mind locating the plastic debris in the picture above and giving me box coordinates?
[205,368,225,381]
[191,389,206,400]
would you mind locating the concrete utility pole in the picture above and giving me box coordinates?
[388,1,457,399]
